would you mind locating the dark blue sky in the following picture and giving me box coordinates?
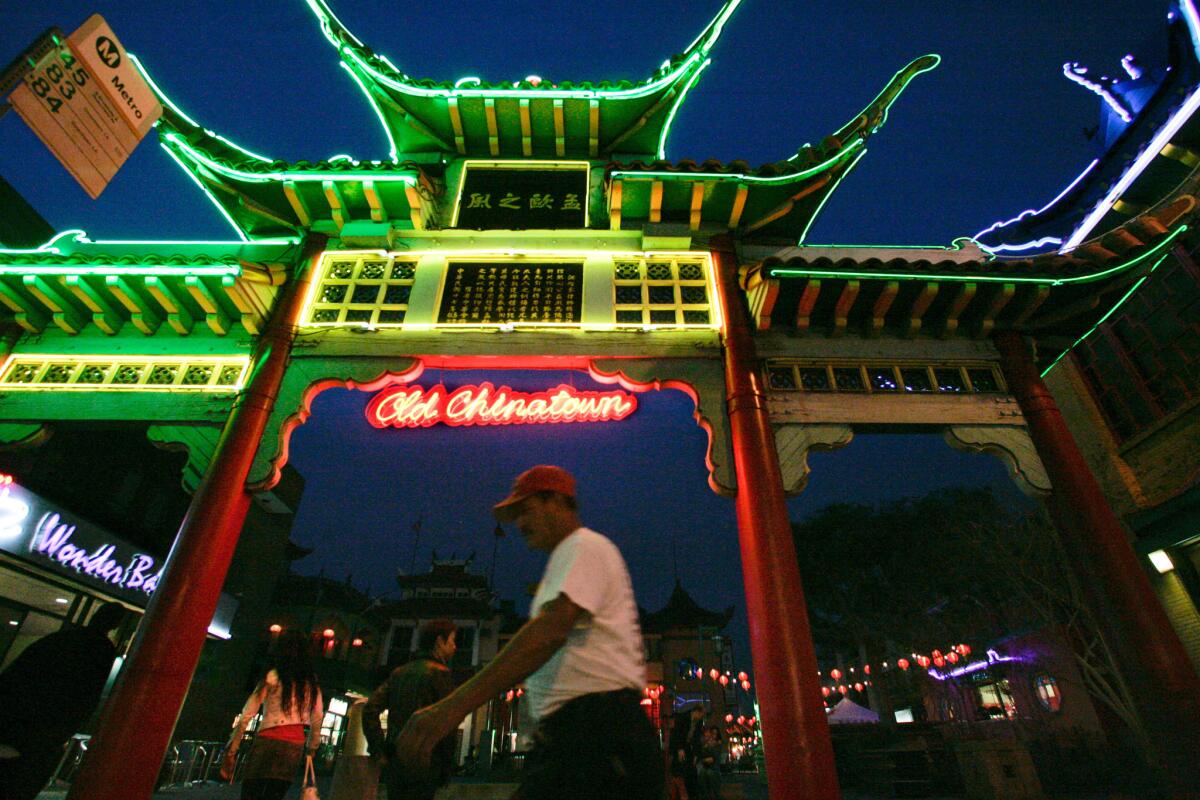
[0,2,1164,671]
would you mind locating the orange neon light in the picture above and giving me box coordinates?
[365,382,637,429]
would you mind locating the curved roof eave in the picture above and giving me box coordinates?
[304,0,743,101]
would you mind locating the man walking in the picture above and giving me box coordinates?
[361,619,458,800]
[396,465,662,800]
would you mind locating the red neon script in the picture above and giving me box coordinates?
[365,382,637,428]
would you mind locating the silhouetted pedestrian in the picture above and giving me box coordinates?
[0,602,125,800]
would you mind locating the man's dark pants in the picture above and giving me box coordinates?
[516,689,664,800]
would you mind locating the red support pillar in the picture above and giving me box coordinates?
[67,234,328,800]
[712,238,841,800]
[994,330,1200,796]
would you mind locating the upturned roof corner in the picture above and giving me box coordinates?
[303,0,743,160]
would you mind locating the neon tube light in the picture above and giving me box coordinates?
[1062,0,1200,251]
[770,223,1186,286]
[926,649,1017,681]
[162,145,251,241]
[972,159,1099,252]
[1063,62,1133,123]
[797,148,867,244]
[657,58,711,159]
[365,382,636,428]
[338,61,400,162]
[611,139,865,187]
[1040,251,1171,377]
[303,0,741,101]
[163,132,418,185]
[1121,55,1143,80]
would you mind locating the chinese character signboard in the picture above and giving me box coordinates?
[438,261,583,325]
[454,163,589,229]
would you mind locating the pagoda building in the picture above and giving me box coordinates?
[2,0,1200,797]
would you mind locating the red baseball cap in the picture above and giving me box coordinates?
[493,465,576,521]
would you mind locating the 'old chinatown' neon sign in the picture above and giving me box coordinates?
[366,383,637,429]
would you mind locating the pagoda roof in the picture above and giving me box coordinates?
[140,58,439,240]
[975,0,1200,255]
[641,579,734,633]
[743,191,1193,368]
[0,230,297,337]
[304,0,742,160]
[604,56,940,239]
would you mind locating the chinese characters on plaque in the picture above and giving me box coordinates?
[456,166,588,229]
[438,262,583,324]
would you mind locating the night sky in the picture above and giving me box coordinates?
[0,2,1165,672]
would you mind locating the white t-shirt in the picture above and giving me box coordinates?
[525,527,647,721]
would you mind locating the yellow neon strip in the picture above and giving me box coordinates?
[0,355,251,392]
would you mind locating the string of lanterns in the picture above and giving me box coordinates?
[819,643,973,698]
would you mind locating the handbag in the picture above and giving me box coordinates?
[302,754,320,800]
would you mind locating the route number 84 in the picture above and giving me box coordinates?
[29,50,89,113]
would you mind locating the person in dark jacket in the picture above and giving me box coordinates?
[362,619,457,800]
[0,602,125,800]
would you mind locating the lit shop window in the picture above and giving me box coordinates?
[1034,674,1062,713]
[974,678,1016,720]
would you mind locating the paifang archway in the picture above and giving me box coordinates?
[1,0,1198,796]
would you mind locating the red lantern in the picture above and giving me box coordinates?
[695,667,703,679]
[897,658,910,671]
[505,690,514,702]
[322,628,335,638]
[830,668,842,681]
[517,688,524,697]
[719,675,730,686]
[748,717,756,727]
[821,687,831,697]
[959,643,972,657]
[863,664,871,675]
[916,655,931,669]
[933,655,946,669]
[838,685,848,695]
[854,682,864,692]
[740,680,751,691]
[737,715,746,725]
[268,623,282,634]
[709,668,720,680]
[737,671,748,682]
[725,713,734,723]
[946,651,959,664]
[932,649,942,659]
[351,638,363,647]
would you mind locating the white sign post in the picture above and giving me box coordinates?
[5,15,162,198]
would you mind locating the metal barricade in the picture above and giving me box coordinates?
[159,740,228,788]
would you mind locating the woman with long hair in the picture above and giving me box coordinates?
[220,630,325,800]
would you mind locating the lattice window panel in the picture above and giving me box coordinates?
[0,357,248,391]
[612,257,714,328]
[765,361,1006,395]
[306,253,418,327]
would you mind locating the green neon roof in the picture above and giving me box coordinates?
[304,0,742,159]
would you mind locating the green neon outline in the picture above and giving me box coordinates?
[338,62,400,162]
[162,145,251,241]
[767,224,1187,286]
[162,132,417,186]
[657,58,711,160]
[857,55,940,136]
[307,0,735,101]
[132,53,279,166]
[1040,252,1171,377]
[0,263,242,277]
[0,229,298,254]
[611,138,865,187]
[797,148,867,244]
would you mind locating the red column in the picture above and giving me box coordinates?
[712,238,841,799]
[994,330,1200,795]
[68,234,328,800]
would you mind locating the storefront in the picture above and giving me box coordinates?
[0,472,237,670]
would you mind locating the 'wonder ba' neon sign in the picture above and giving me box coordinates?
[366,382,637,429]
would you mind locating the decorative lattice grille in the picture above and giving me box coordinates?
[0,357,249,391]
[766,361,1006,395]
[612,256,713,328]
[306,253,418,327]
